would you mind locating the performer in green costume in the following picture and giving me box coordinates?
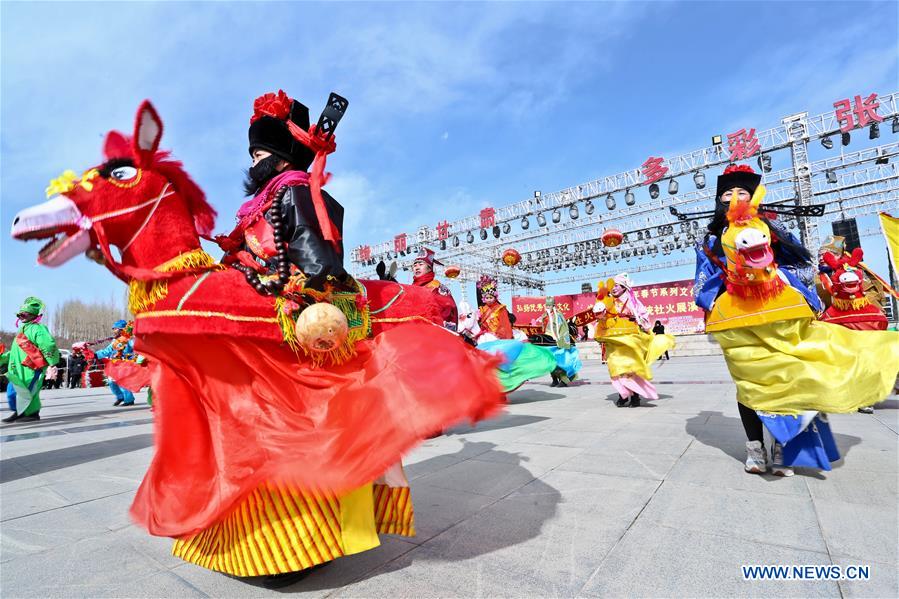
[1,297,60,423]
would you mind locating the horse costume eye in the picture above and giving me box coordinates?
[111,166,138,181]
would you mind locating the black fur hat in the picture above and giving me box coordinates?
[248,100,315,171]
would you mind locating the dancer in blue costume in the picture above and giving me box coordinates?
[95,320,137,406]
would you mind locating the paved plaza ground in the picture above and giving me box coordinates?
[1,355,896,598]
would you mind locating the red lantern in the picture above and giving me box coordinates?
[601,228,623,248]
[444,265,461,279]
[502,248,521,267]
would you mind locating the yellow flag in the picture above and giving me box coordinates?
[879,212,899,281]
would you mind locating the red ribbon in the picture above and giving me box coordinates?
[287,122,341,251]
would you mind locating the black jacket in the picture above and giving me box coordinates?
[268,185,348,289]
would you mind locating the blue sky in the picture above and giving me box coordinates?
[2,1,897,323]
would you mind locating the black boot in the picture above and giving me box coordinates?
[18,412,40,421]
[113,398,124,407]
[549,374,559,387]
[615,395,628,407]
[629,395,641,408]
[2,412,20,423]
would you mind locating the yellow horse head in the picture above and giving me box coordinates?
[720,184,781,292]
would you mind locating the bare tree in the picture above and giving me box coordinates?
[50,299,129,349]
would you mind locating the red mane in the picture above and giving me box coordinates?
[103,129,216,237]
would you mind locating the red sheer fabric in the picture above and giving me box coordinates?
[130,322,504,537]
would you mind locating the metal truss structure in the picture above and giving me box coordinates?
[350,92,899,291]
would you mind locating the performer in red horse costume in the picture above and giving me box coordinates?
[411,247,458,329]
[11,95,504,587]
[819,248,889,331]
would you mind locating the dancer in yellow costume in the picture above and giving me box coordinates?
[693,164,899,476]
[593,273,675,407]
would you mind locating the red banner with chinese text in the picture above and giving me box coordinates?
[512,278,705,335]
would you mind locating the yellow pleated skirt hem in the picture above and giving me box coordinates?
[172,482,415,577]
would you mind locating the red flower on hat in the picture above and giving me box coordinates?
[723,164,756,175]
[250,90,292,124]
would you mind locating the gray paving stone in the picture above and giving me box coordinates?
[833,554,899,599]
[580,518,839,597]
[470,442,584,477]
[640,479,828,552]
[506,469,660,518]
[813,499,898,565]
[0,502,103,562]
[513,428,609,448]
[414,458,537,499]
[0,528,167,598]
[1,484,70,521]
[666,452,812,497]
[407,482,500,541]
[806,466,898,506]
[557,448,680,480]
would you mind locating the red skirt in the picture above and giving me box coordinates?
[129,322,504,537]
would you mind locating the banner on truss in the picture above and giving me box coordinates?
[512,278,706,335]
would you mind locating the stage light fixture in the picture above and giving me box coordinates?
[825,169,837,184]
[552,209,561,223]
[668,179,679,195]
[440,240,446,250]
[821,136,833,149]
[625,190,636,206]
[585,199,595,215]
[467,231,474,243]
[841,132,851,146]
[537,213,547,227]
[569,205,579,220]
[520,216,529,229]
[870,122,880,140]
[453,235,459,247]
[480,229,488,240]
[893,117,899,134]
[875,148,889,165]
[502,222,511,234]
[712,135,723,145]
[757,154,772,173]
[649,183,660,199]
[605,194,616,210]
[693,171,706,189]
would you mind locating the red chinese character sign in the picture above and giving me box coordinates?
[641,156,669,185]
[511,278,705,335]
[479,207,496,229]
[436,220,451,241]
[358,245,371,262]
[834,93,883,133]
[727,128,760,161]
[394,234,407,254]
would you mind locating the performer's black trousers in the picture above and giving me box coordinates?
[737,401,765,443]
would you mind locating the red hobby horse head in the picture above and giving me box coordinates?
[822,248,865,299]
[11,101,216,280]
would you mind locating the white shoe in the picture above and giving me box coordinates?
[745,441,768,474]
[770,442,794,477]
